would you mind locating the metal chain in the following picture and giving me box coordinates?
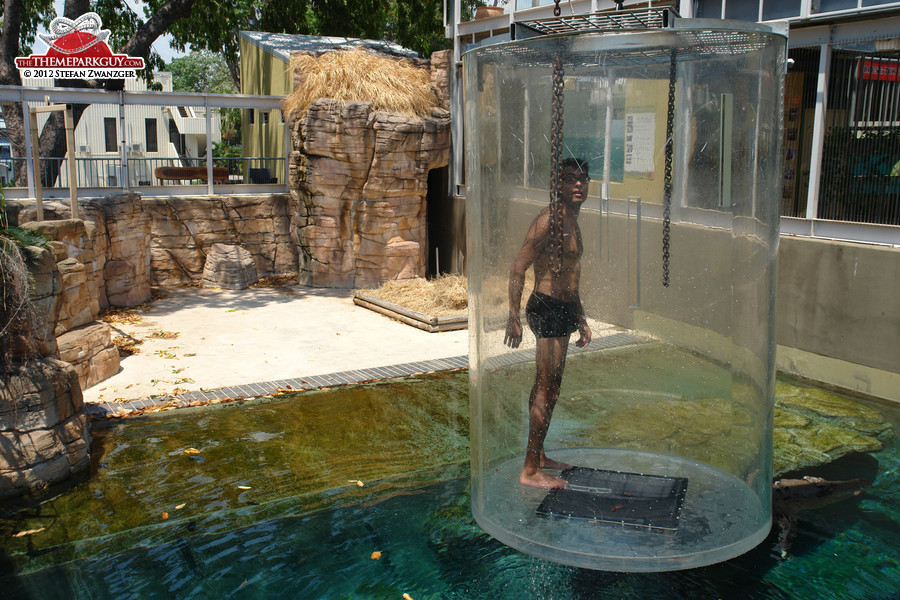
[549,49,565,278]
[553,0,561,17]
[662,48,677,288]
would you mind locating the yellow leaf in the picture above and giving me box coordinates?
[175,503,186,510]
[237,485,252,490]
[403,594,414,600]
[184,448,200,454]
[12,528,45,538]
[371,550,382,560]
[356,480,365,487]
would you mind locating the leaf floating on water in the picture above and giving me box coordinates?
[161,512,169,520]
[12,528,45,538]
[237,485,252,490]
[184,448,201,454]
[347,479,365,487]
[175,503,186,510]
[403,594,415,600]
[370,550,382,560]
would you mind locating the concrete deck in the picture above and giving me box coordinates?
[84,285,469,416]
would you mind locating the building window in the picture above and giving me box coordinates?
[248,109,255,125]
[763,0,801,19]
[724,0,759,20]
[104,117,117,152]
[262,111,270,125]
[145,118,158,153]
[694,0,723,18]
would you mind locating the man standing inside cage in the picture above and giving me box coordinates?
[504,157,593,489]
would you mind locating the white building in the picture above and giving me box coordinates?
[445,0,900,235]
[22,72,220,188]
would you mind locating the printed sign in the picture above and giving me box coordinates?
[624,111,656,175]
[858,58,900,82]
[15,12,144,80]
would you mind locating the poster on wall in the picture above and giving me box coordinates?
[624,111,656,176]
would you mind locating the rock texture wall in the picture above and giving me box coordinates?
[17,193,152,309]
[291,101,449,288]
[19,224,121,393]
[15,193,156,392]
[144,195,296,285]
[0,358,92,500]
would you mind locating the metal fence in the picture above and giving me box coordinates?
[1,156,287,188]
[0,85,288,197]
[785,46,900,226]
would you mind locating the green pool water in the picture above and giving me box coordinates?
[1,362,899,599]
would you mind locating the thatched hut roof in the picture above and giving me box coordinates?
[283,48,436,120]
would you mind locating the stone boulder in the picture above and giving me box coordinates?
[201,243,259,290]
[0,358,92,500]
[56,321,120,391]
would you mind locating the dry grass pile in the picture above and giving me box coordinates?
[364,274,467,316]
[283,49,435,119]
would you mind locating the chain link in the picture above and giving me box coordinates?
[549,49,565,278]
[662,48,676,288]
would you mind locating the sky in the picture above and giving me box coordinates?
[33,0,191,66]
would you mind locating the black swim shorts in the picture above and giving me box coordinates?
[525,291,578,338]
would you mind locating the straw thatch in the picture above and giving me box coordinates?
[283,49,436,119]
[362,274,467,316]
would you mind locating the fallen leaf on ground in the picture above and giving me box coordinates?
[150,330,179,339]
[12,528,45,538]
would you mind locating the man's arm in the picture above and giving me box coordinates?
[573,294,591,348]
[505,214,546,348]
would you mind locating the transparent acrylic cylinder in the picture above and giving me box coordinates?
[464,20,786,571]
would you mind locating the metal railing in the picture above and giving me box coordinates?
[0,85,289,197]
[0,156,288,188]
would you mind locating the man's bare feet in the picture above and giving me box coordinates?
[539,454,573,472]
[520,468,569,489]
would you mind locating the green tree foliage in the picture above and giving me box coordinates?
[168,51,241,144]
[168,51,238,94]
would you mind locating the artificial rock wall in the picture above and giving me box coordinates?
[144,195,296,285]
[0,359,91,500]
[16,193,155,391]
[289,51,451,288]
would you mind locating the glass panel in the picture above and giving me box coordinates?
[725,0,760,20]
[763,0,801,19]
[818,0,858,10]
[464,23,785,571]
[695,0,723,18]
